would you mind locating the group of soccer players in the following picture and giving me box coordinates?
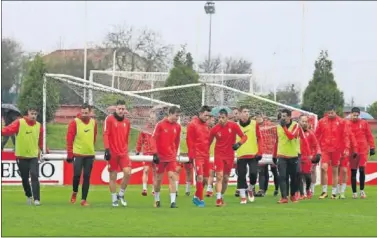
[3,100,374,208]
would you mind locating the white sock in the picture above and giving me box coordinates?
[331,187,337,195]
[311,183,315,193]
[118,188,125,197]
[154,192,160,201]
[336,184,340,194]
[240,189,246,198]
[207,185,213,192]
[216,192,221,199]
[175,181,179,191]
[322,185,328,193]
[142,183,147,190]
[341,183,347,193]
[170,193,176,203]
[248,184,254,191]
[111,193,117,202]
[185,182,191,192]
[221,193,224,199]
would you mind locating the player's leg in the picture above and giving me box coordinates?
[108,156,119,206]
[29,158,41,205]
[338,157,349,199]
[319,152,330,199]
[142,163,150,196]
[117,156,132,207]
[263,164,269,193]
[256,164,266,197]
[151,164,156,195]
[359,154,367,198]
[277,158,289,203]
[184,163,193,196]
[175,164,182,196]
[298,172,305,197]
[167,161,178,208]
[270,165,279,196]
[330,152,340,199]
[236,159,248,204]
[206,164,215,197]
[193,160,205,207]
[247,159,257,202]
[214,158,225,206]
[221,160,232,203]
[80,157,94,206]
[304,173,312,199]
[288,158,299,202]
[71,157,84,204]
[234,163,240,197]
[153,163,164,207]
[17,159,33,205]
[311,164,317,194]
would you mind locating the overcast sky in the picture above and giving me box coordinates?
[2,1,377,106]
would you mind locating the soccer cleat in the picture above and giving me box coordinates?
[273,190,279,197]
[27,197,32,205]
[141,190,147,196]
[247,189,255,202]
[295,192,300,200]
[154,201,161,208]
[255,190,265,197]
[216,198,224,207]
[339,193,346,199]
[290,196,299,203]
[185,192,190,196]
[319,192,328,199]
[117,195,127,207]
[170,202,178,208]
[234,190,240,197]
[197,200,205,208]
[70,192,77,204]
[34,200,41,206]
[306,190,313,199]
[277,198,289,204]
[331,194,338,199]
[205,191,213,197]
[352,193,358,199]
[80,200,90,206]
[299,195,306,200]
[360,191,366,199]
[112,201,119,207]
[192,196,201,206]
[240,198,247,204]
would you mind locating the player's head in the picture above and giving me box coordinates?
[198,105,211,123]
[27,106,38,122]
[218,108,228,125]
[281,109,292,123]
[207,115,215,128]
[255,113,264,125]
[167,106,181,123]
[326,105,337,119]
[81,103,91,120]
[115,100,127,117]
[239,106,250,122]
[351,107,361,121]
[299,114,309,131]
[277,111,282,121]
[232,108,240,122]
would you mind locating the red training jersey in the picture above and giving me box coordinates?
[301,129,321,162]
[103,114,131,156]
[152,118,181,162]
[209,121,247,160]
[349,119,375,155]
[186,116,210,161]
[135,124,156,156]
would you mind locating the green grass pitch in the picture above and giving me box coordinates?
[2,185,377,236]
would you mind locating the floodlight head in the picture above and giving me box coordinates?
[204,1,215,14]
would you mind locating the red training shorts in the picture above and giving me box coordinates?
[339,157,349,168]
[179,162,193,170]
[108,154,132,172]
[194,159,210,178]
[301,159,312,174]
[321,151,341,167]
[155,161,177,174]
[349,154,368,169]
[214,157,233,175]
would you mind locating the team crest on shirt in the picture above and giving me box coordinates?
[173,128,176,134]
[164,129,168,133]
[217,132,221,137]
[229,128,232,133]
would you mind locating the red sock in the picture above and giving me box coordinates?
[196,182,203,200]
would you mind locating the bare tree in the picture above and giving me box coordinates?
[199,56,222,73]
[103,24,173,72]
[223,57,252,74]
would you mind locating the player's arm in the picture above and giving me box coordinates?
[1,119,20,136]
[209,126,216,146]
[282,123,299,140]
[94,120,98,144]
[315,120,323,141]
[175,125,181,153]
[151,123,161,154]
[299,127,311,155]
[38,124,46,152]
[234,123,247,144]
[135,132,143,154]
[256,123,264,155]
[342,121,351,154]
[186,123,196,159]
[66,119,77,158]
[310,131,321,155]
[365,122,376,150]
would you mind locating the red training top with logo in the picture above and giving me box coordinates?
[186,116,210,161]
[209,121,247,160]
[135,124,156,156]
[103,114,130,156]
[152,118,181,162]
[349,119,375,154]
[301,129,321,161]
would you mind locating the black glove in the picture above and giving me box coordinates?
[370,148,375,156]
[312,154,321,164]
[152,154,160,164]
[255,155,262,162]
[232,142,242,151]
[135,152,140,155]
[273,157,277,165]
[104,149,111,161]
[352,152,358,159]
[280,119,286,127]
[66,157,74,163]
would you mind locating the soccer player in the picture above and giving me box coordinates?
[151,106,181,208]
[1,108,20,151]
[103,100,132,207]
[205,115,216,197]
[298,115,321,199]
[187,105,212,207]
[1,106,45,206]
[236,106,263,204]
[315,106,350,199]
[348,107,375,199]
[273,109,302,204]
[231,108,241,197]
[66,103,97,206]
[209,109,247,206]
[135,117,156,196]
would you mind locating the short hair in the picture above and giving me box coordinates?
[351,107,361,114]
[116,99,126,105]
[233,108,239,112]
[219,108,228,116]
[168,106,181,115]
[239,105,249,112]
[81,103,91,111]
[327,105,336,111]
[299,114,308,120]
[281,108,292,117]
[277,112,282,120]
[27,106,38,112]
[199,105,211,113]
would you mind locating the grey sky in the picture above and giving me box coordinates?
[2,1,377,106]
